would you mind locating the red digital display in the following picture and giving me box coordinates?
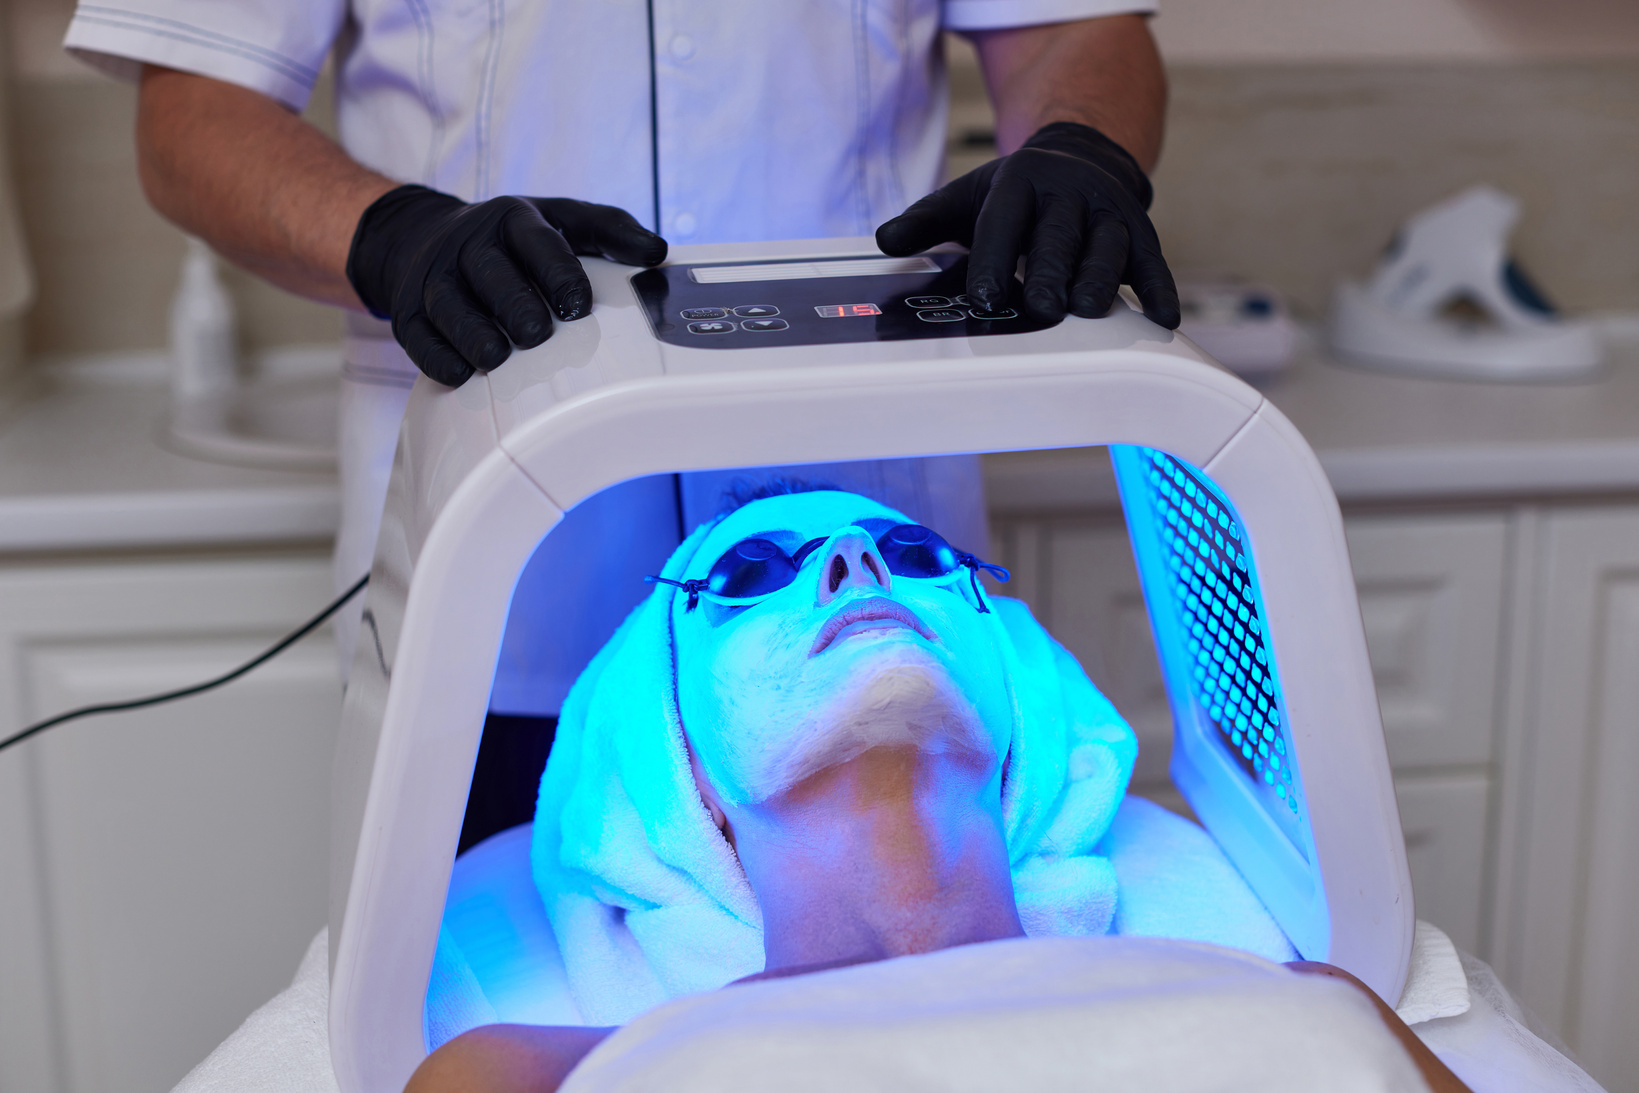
[814,303,883,318]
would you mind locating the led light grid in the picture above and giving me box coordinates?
[1129,447,1305,823]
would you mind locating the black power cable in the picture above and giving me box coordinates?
[0,573,370,755]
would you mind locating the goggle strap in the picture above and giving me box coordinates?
[645,574,708,611]
[956,554,1012,614]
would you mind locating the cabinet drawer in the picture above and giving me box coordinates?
[0,555,338,1093]
[1395,772,1489,955]
[1345,514,1508,768]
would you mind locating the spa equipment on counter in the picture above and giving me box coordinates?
[328,237,1411,1093]
[1176,279,1298,378]
[1329,186,1604,383]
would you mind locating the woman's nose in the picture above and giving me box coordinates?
[815,528,893,605]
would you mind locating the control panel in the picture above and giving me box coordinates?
[631,252,1057,349]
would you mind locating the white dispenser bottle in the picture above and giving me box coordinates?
[169,237,239,401]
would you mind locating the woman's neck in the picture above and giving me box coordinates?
[726,746,1024,975]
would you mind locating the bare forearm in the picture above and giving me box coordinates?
[136,65,398,310]
[964,14,1166,170]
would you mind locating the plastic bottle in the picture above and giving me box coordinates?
[169,237,239,402]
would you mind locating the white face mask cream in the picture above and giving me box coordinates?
[673,491,1014,807]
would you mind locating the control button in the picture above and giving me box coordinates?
[734,305,780,318]
[680,307,727,320]
[917,309,966,323]
[687,320,736,334]
[968,307,1018,321]
[905,295,951,309]
[741,318,789,332]
[952,294,970,306]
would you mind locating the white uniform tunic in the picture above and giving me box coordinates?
[67,0,1150,241]
[66,0,1155,700]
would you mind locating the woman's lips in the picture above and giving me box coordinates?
[810,597,936,656]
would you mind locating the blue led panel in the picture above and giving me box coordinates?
[1111,445,1313,857]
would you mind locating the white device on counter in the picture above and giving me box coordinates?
[1330,185,1604,382]
[327,237,1410,1093]
[1176,279,1299,378]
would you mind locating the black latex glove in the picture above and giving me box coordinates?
[876,121,1179,329]
[347,185,668,386]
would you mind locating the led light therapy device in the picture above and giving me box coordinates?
[329,238,1410,1093]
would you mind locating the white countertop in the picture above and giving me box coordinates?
[987,338,1639,513]
[0,367,339,554]
[4,337,1638,554]
[1268,340,1639,502]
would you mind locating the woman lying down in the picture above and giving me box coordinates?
[410,486,1469,1093]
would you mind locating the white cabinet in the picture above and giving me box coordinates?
[1347,514,1505,957]
[1344,515,1506,770]
[992,506,1503,961]
[1392,771,1489,955]
[0,553,340,1093]
[1490,507,1639,1089]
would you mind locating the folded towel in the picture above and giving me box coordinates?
[531,495,1139,1025]
[1395,920,1469,1026]
[1414,946,1607,1093]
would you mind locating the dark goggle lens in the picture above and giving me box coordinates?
[876,523,962,579]
[706,537,798,598]
[706,524,964,600]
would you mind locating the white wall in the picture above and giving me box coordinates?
[1153,0,1639,63]
[7,0,82,81]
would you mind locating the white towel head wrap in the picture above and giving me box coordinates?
[532,488,1137,1024]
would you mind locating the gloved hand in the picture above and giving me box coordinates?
[347,185,668,386]
[876,121,1179,329]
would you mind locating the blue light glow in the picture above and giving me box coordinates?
[1111,446,1312,852]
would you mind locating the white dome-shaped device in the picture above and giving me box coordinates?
[327,237,1411,1093]
[1330,186,1604,382]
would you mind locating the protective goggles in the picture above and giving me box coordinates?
[648,520,1010,612]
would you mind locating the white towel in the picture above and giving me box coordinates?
[531,502,1140,1025]
[1395,920,1470,1026]
[557,935,1430,1093]
[1099,795,1297,964]
[171,931,339,1093]
[170,920,1605,1093]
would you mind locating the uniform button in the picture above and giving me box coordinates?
[734,305,779,317]
[741,318,789,331]
[680,307,727,320]
[670,35,694,59]
[905,295,951,309]
[917,309,965,322]
[687,320,735,334]
[968,307,1018,320]
[673,212,697,237]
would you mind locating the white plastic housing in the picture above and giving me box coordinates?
[328,237,1412,1093]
